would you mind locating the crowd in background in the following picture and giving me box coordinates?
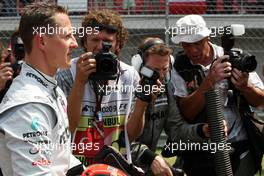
[0,0,56,16]
[0,0,264,16]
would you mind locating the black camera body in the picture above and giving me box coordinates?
[135,66,160,102]
[89,42,118,80]
[227,49,257,73]
[140,66,160,87]
[13,42,25,61]
[12,36,25,77]
[221,25,257,73]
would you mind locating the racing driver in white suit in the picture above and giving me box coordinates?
[0,2,82,176]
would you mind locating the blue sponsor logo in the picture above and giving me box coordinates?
[31,118,39,131]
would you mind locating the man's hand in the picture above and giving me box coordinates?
[150,79,163,103]
[75,52,96,85]
[203,120,228,138]
[67,52,96,132]
[230,68,249,91]
[151,155,173,176]
[0,62,13,91]
[206,55,232,86]
[136,78,164,103]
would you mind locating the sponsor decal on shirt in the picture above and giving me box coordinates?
[25,139,52,156]
[29,146,52,157]
[150,109,168,120]
[22,131,48,139]
[32,158,51,166]
[29,146,40,155]
[31,118,40,131]
[82,103,128,113]
[25,139,51,145]
[78,115,125,128]
[26,72,48,88]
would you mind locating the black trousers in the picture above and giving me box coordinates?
[182,152,216,176]
[181,140,251,176]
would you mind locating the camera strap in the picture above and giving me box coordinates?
[92,81,104,112]
[115,60,122,86]
[91,80,105,139]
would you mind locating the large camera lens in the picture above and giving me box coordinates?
[241,55,257,72]
[14,44,25,60]
[90,45,118,80]
[101,58,115,73]
[89,41,118,80]
[228,50,257,73]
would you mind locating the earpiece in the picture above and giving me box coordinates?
[132,39,166,72]
[170,55,175,66]
[131,54,174,72]
[131,54,143,72]
[137,39,165,62]
[131,38,174,71]
[131,38,175,83]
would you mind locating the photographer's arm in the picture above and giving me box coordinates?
[67,80,86,133]
[56,54,96,133]
[127,70,148,142]
[178,57,232,121]
[127,99,148,142]
[131,143,173,176]
[177,77,212,121]
[127,76,164,142]
[231,68,264,107]
[166,85,209,142]
[0,63,13,91]
[68,55,96,133]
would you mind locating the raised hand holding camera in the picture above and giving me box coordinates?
[89,42,118,80]
[204,56,232,90]
[221,24,257,87]
[76,52,96,85]
[135,66,163,103]
[231,68,250,91]
[212,56,232,79]
[227,49,257,73]
[0,62,13,90]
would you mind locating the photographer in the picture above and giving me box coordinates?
[0,47,12,91]
[171,14,264,176]
[0,30,25,102]
[130,37,211,176]
[0,62,13,96]
[56,10,149,169]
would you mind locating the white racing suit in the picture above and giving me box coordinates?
[0,63,81,176]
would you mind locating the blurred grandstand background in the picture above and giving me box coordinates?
[0,0,263,82]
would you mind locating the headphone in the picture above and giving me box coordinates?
[131,38,174,82]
